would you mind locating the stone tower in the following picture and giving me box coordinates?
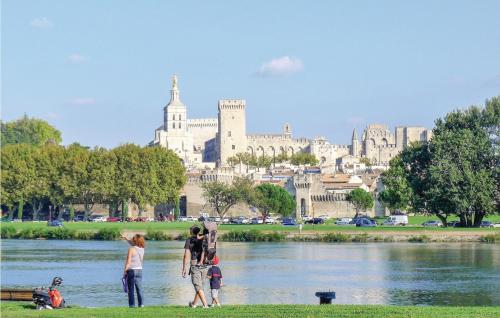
[351,128,359,157]
[283,122,292,139]
[217,99,247,166]
[164,74,187,133]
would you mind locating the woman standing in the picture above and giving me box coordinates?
[122,234,145,308]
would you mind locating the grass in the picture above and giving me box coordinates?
[2,216,500,233]
[1,302,499,318]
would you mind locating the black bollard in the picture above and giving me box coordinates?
[315,291,336,304]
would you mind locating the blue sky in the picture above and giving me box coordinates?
[2,0,500,148]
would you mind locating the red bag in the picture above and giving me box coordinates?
[48,289,64,308]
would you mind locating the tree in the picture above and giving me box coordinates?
[1,115,62,147]
[359,157,372,166]
[202,177,254,221]
[37,145,66,219]
[379,156,413,212]
[346,188,374,218]
[252,183,295,221]
[0,144,37,220]
[290,153,319,166]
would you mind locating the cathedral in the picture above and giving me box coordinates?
[151,75,432,169]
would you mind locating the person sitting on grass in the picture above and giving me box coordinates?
[121,234,145,308]
[207,255,223,307]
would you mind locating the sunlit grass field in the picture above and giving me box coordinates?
[2,303,499,318]
[2,215,499,233]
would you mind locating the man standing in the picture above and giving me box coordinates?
[182,226,209,308]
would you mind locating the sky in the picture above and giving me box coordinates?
[2,0,500,148]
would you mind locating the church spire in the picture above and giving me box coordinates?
[352,128,358,141]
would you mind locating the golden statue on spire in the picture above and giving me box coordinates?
[172,74,178,89]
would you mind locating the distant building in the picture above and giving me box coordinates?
[151,75,432,169]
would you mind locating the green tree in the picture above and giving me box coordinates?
[359,157,372,166]
[0,144,37,220]
[38,145,66,219]
[1,115,62,147]
[379,156,413,212]
[202,177,254,221]
[290,153,319,166]
[253,183,295,221]
[346,188,374,218]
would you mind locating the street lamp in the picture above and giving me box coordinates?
[49,205,52,221]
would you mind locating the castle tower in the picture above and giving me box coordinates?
[283,122,292,139]
[217,99,247,166]
[164,74,187,133]
[351,128,359,156]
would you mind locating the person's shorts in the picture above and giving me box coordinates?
[211,289,219,298]
[190,265,208,292]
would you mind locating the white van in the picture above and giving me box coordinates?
[383,215,409,226]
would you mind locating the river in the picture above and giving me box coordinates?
[1,240,499,307]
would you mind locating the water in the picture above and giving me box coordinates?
[1,240,499,307]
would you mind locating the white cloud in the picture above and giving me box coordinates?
[68,98,96,106]
[257,56,304,77]
[67,54,88,64]
[30,17,53,28]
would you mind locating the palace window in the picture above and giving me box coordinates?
[173,123,176,129]
[228,131,232,137]
[232,145,235,150]
[179,123,182,129]
[179,115,182,120]
[173,114,176,120]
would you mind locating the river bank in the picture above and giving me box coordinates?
[2,224,499,242]
[2,303,499,318]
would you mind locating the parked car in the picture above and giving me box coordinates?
[221,217,231,224]
[265,217,276,224]
[317,215,330,220]
[232,216,249,224]
[355,218,376,227]
[447,221,461,227]
[178,216,188,222]
[492,223,500,228]
[47,220,63,227]
[89,215,107,222]
[73,215,85,222]
[383,215,408,226]
[302,215,313,222]
[422,220,443,227]
[207,216,221,223]
[480,221,495,228]
[305,217,325,225]
[251,217,264,224]
[282,218,296,226]
[335,217,352,225]
[186,216,197,222]
[349,216,373,225]
[106,217,121,222]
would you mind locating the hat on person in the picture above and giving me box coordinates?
[212,255,219,265]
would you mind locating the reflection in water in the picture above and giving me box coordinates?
[1,240,499,307]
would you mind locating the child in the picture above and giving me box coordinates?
[206,255,223,307]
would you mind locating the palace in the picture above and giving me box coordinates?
[151,75,432,170]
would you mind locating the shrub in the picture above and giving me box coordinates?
[175,232,190,241]
[95,228,120,240]
[146,229,172,241]
[481,233,500,243]
[1,226,17,239]
[45,228,76,240]
[408,235,430,243]
[321,233,349,242]
[219,230,286,242]
[76,231,95,240]
[352,233,369,242]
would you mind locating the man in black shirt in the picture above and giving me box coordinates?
[182,226,208,308]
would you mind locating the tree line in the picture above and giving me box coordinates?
[1,143,186,220]
[227,151,319,168]
[379,97,500,227]
[202,178,295,221]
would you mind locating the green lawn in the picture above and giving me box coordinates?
[1,303,499,318]
[2,216,499,234]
